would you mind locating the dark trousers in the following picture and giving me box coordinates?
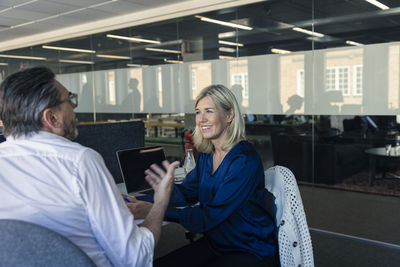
[154,237,279,267]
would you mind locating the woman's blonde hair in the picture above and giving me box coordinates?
[193,84,245,153]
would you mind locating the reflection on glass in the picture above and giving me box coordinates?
[280,54,305,114]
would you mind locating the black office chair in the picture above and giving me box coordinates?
[0,219,96,267]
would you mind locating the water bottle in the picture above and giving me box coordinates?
[183,149,196,174]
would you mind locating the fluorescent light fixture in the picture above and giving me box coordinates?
[42,45,96,54]
[219,55,234,59]
[90,0,118,8]
[271,48,292,54]
[0,63,8,66]
[195,15,253,31]
[146,47,181,54]
[365,0,389,10]
[346,40,364,46]
[218,40,244,47]
[218,31,236,39]
[0,1,116,32]
[59,59,94,65]
[0,54,46,61]
[163,58,183,64]
[293,27,324,38]
[107,34,160,44]
[96,54,131,59]
[127,63,146,67]
[0,0,38,15]
[219,47,236,53]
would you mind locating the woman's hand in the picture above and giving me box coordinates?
[123,195,153,219]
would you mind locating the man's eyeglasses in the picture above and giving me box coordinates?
[59,92,78,107]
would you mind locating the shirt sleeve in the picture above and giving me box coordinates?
[76,148,154,267]
[167,154,261,233]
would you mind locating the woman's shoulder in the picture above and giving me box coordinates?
[231,140,257,155]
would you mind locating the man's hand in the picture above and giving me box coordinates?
[140,160,179,245]
[144,160,180,205]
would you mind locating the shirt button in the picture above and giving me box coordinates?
[280,220,285,226]
[293,241,298,247]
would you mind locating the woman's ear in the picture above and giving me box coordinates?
[227,108,235,123]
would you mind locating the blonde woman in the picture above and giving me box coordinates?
[132,85,278,267]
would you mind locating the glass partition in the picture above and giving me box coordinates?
[1,0,400,252]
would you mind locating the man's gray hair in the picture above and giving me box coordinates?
[0,66,61,138]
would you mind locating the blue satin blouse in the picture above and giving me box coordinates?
[166,140,277,259]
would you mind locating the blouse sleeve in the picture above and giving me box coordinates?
[166,153,262,233]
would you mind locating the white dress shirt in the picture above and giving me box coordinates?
[0,131,154,267]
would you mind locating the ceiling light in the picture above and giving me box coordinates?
[195,15,253,31]
[0,63,8,66]
[271,48,292,54]
[127,63,147,68]
[0,0,116,32]
[59,59,94,65]
[218,40,244,47]
[90,0,118,8]
[146,48,181,54]
[219,55,234,59]
[293,27,324,38]
[96,54,131,59]
[107,34,160,44]
[218,32,236,39]
[164,59,183,64]
[365,0,389,10]
[0,0,38,15]
[42,45,96,54]
[0,54,46,61]
[219,47,236,53]
[346,40,364,46]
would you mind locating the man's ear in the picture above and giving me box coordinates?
[42,108,61,129]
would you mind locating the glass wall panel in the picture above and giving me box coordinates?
[2,1,400,262]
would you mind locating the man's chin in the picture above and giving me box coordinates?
[64,126,79,141]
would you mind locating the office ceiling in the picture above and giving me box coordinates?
[1,0,400,72]
[0,0,185,41]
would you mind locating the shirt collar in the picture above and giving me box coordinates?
[6,131,69,143]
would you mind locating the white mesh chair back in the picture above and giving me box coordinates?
[265,165,314,267]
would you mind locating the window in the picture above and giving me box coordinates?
[325,68,336,92]
[191,68,197,91]
[231,73,249,99]
[353,65,363,96]
[297,69,305,97]
[157,67,163,107]
[157,68,163,92]
[108,71,116,105]
[325,66,350,96]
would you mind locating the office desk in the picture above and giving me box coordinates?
[116,170,186,226]
[365,147,400,185]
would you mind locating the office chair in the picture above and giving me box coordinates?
[0,219,96,267]
[265,165,314,267]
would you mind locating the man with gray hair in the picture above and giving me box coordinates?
[0,66,178,266]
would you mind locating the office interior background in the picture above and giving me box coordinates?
[1,0,400,265]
